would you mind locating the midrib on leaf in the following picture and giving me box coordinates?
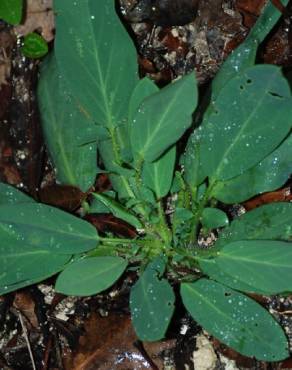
[61,7,123,164]
[71,261,122,284]
[86,9,127,162]
[211,72,278,181]
[184,283,230,318]
[1,249,51,259]
[0,218,98,242]
[219,251,292,268]
[88,20,113,129]
[138,87,184,159]
[59,13,110,125]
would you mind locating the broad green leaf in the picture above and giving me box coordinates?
[201,208,229,229]
[181,279,289,361]
[0,0,22,24]
[21,33,48,59]
[37,53,98,192]
[212,134,292,203]
[92,193,142,229]
[200,65,292,181]
[130,257,175,341]
[142,146,176,199]
[215,240,292,294]
[130,73,197,162]
[217,202,292,246]
[0,183,34,205]
[199,203,292,292]
[0,240,70,290]
[55,256,127,296]
[0,203,99,254]
[54,0,138,132]
[212,1,288,97]
[197,258,264,294]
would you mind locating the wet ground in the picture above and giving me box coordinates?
[0,0,292,369]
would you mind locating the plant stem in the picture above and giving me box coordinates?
[99,237,143,245]
[156,200,171,244]
[189,181,216,243]
[109,127,122,166]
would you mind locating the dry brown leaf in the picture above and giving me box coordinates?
[63,312,176,370]
[13,291,39,329]
[14,0,54,42]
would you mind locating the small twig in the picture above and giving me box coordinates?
[278,310,292,315]
[18,311,37,370]
[42,336,53,370]
[133,340,159,370]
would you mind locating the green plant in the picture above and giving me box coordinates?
[0,0,48,58]
[0,0,23,25]
[0,0,291,361]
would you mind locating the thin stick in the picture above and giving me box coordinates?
[18,311,37,370]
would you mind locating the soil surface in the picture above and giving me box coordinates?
[0,1,292,369]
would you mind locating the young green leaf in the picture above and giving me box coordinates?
[0,182,34,205]
[0,239,70,291]
[89,191,115,214]
[181,279,289,361]
[212,133,292,203]
[131,78,177,200]
[96,138,138,201]
[172,207,194,245]
[0,0,23,25]
[54,0,138,130]
[0,203,99,254]
[129,77,159,123]
[127,77,159,164]
[130,257,175,341]
[92,193,142,229]
[201,208,229,229]
[200,65,292,181]
[211,0,289,97]
[21,33,48,59]
[37,53,98,192]
[215,240,292,294]
[142,146,176,199]
[127,177,157,206]
[55,256,127,296]
[130,73,197,162]
[181,128,206,188]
